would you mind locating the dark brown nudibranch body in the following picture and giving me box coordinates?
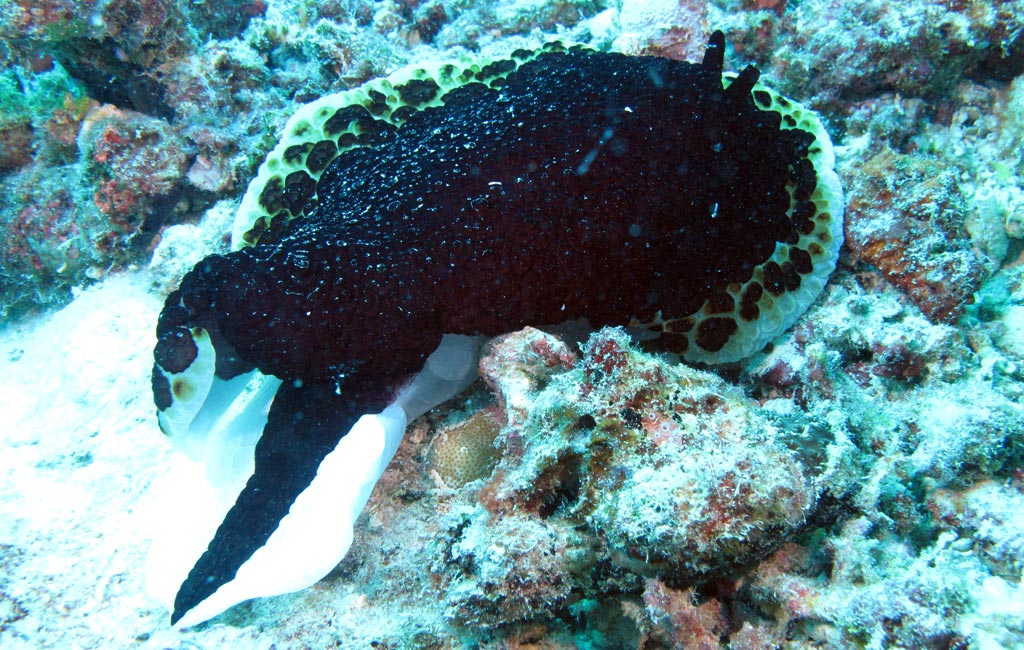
[151,32,843,626]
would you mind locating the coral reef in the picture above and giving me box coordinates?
[931,481,1024,581]
[2,0,1024,647]
[0,100,190,318]
[605,0,708,60]
[321,309,1019,647]
[0,0,382,317]
[712,0,1024,108]
[444,512,585,628]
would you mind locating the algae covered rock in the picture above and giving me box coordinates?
[442,326,855,628]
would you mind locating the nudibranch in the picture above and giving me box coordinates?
[150,32,843,626]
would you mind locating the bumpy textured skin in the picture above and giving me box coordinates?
[152,33,842,624]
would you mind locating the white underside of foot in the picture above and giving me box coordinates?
[147,334,481,627]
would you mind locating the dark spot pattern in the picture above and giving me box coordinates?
[740,282,763,322]
[152,368,172,411]
[660,331,689,354]
[282,170,316,215]
[283,143,312,164]
[792,159,817,200]
[476,59,517,80]
[739,302,760,323]
[789,247,813,274]
[154,328,198,374]
[397,78,441,105]
[355,119,397,146]
[258,176,284,213]
[324,105,372,136]
[172,379,191,398]
[782,261,802,290]
[707,290,735,314]
[307,140,337,173]
[390,105,420,122]
[366,90,389,116]
[695,317,738,352]
[337,132,358,148]
[762,261,786,296]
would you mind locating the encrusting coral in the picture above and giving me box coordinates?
[427,410,502,487]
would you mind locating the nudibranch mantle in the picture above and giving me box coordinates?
[150,32,843,627]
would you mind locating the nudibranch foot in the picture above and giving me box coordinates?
[155,334,480,628]
[171,378,375,624]
[150,30,843,627]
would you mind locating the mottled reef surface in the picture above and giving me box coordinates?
[1,0,1024,648]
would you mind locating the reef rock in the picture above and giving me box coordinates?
[469,327,854,598]
[844,147,988,324]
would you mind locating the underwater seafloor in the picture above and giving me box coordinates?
[2,0,1024,648]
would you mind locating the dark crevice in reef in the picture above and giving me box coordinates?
[967,30,1024,83]
[55,41,175,120]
